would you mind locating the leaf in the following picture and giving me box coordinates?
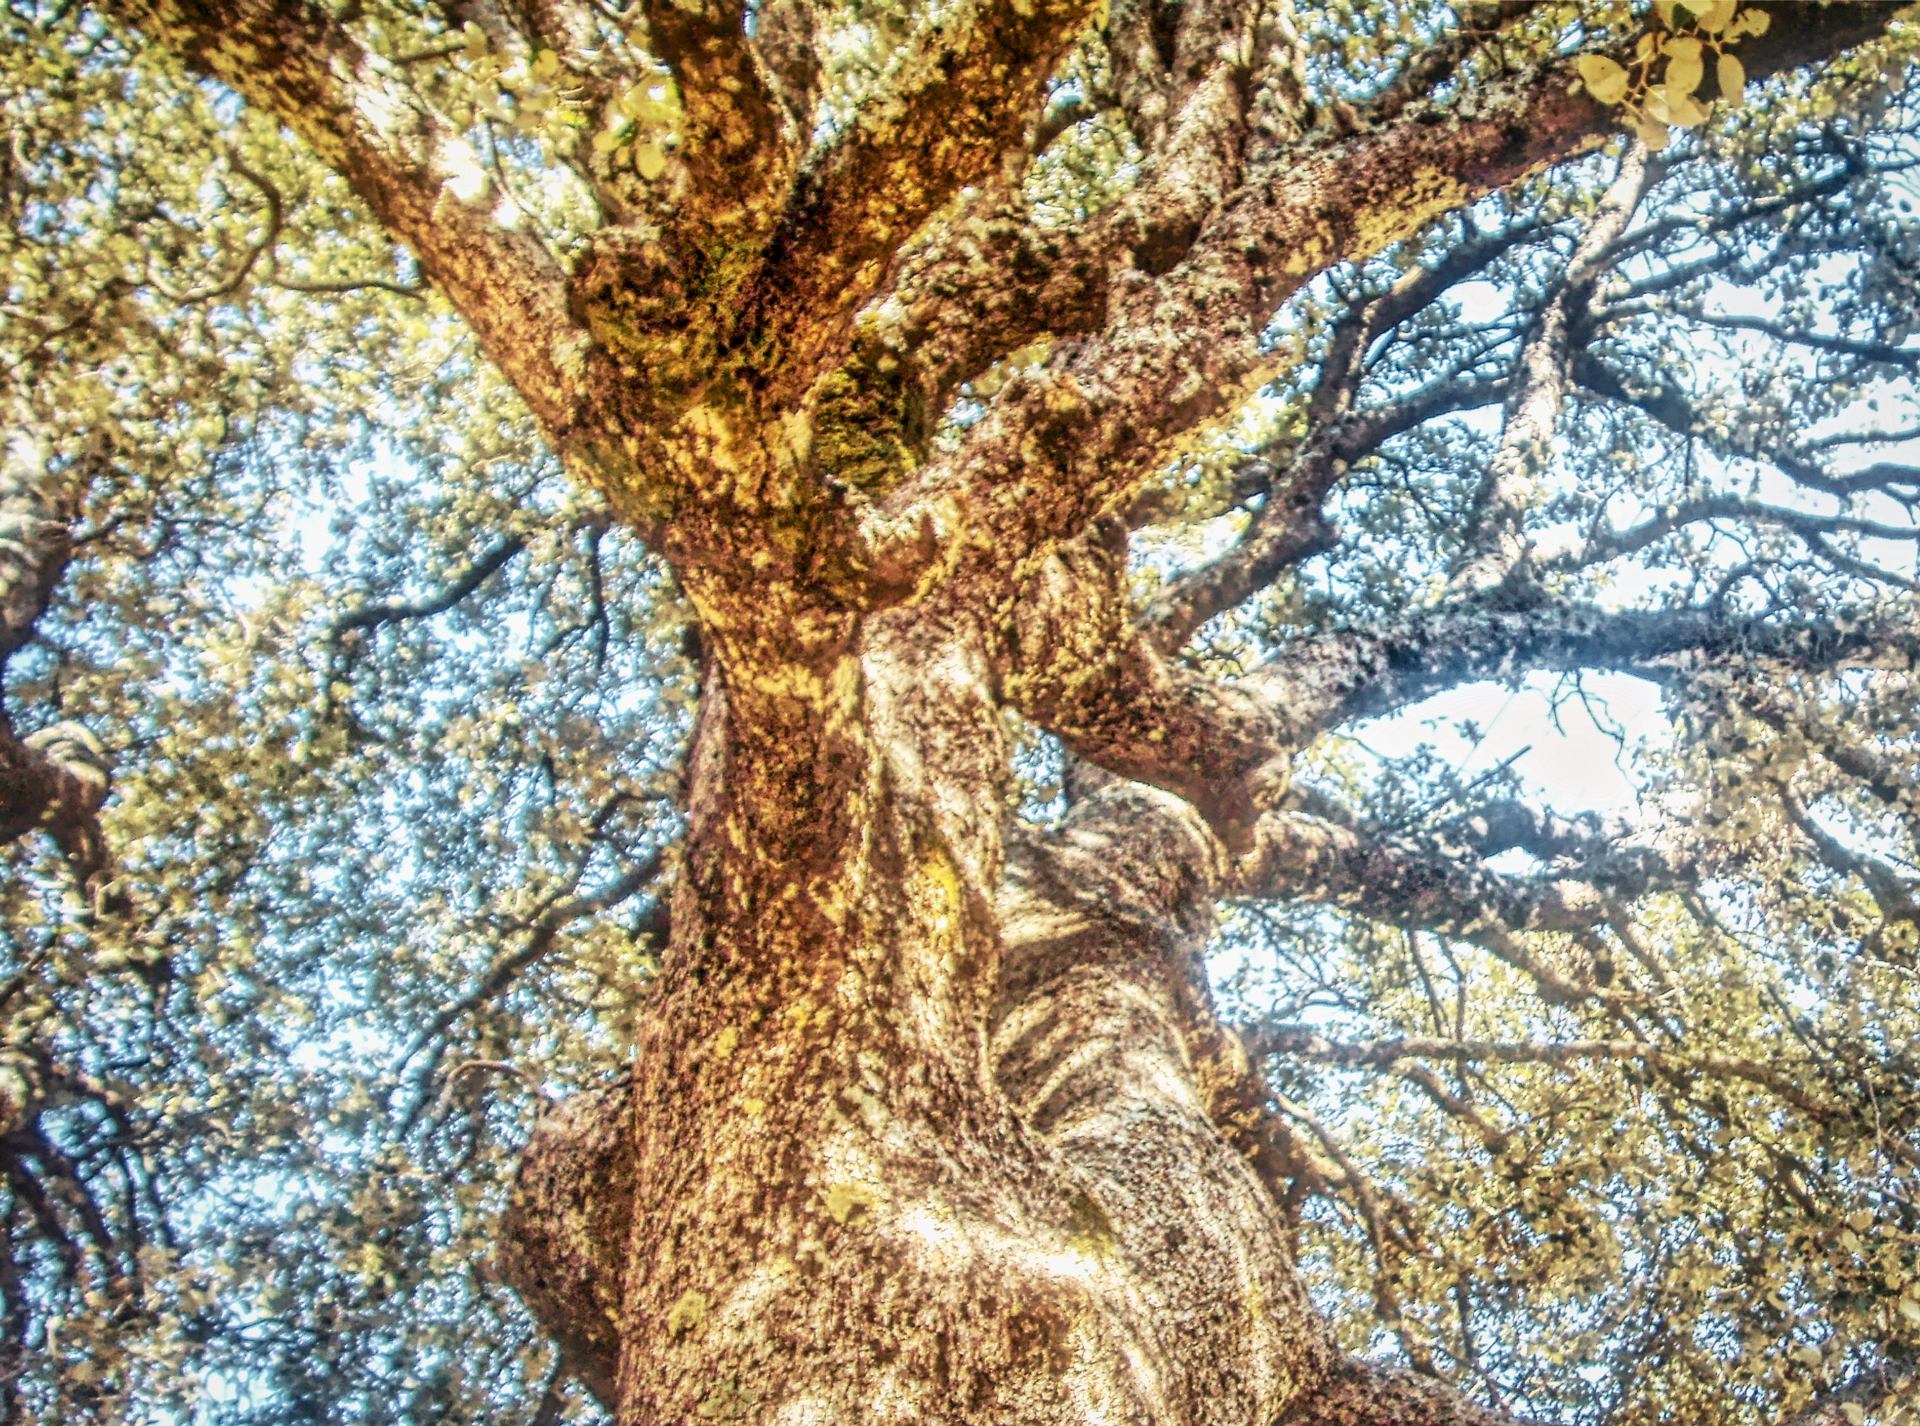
[1736,6,1770,36]
[635,142,668,181]
[1666,89,1711,127]
[1654,0,1678,27]
[1665,37,1705,97]
[1840,1405,1865,1426]
[1577,54,1632,106]
[1696,0,1737,31]
[1718,51,1747,107]
[1631,113,1671,151]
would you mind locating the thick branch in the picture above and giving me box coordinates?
[1001,528,1295,849]
[127,0,590,443]
[1236,808,1654,1009]
[1255,602,1920,744]
[736,0,1104,398]
[640,1,793,246]
[0,428,71,679]
[869,11,1267,417]
[0,721,114,901]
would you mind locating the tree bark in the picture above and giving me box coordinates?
[502,569,1333,1418]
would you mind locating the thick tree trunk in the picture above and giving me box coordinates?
[505,580,1347,1422]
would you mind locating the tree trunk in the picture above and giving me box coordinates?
[505,566,1355,1421]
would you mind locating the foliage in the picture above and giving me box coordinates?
[0,2,1917,1424]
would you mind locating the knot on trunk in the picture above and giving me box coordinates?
[567,229,714,401]
[498,1079,634,1408]
[803,350,928,498]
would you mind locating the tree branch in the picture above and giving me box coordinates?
[639,0,794,247]
[1246,1025,1839,1123]
[1574,353,1920,501]
[999,527,1295,850]
[1253,602,1920,744]
[735,0,1105,399]
[126,0,591,442]
[1234,808,1655,1007]
[1451,145,1654,595]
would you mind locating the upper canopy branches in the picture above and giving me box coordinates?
[122,1,1911,575]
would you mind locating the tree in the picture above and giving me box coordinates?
[1,0,1918,1423]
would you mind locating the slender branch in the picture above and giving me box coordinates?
[1363,2,1548,126]
[1451,146,1654,595]
[328,534,529,642]
[1142,375,1509,648]
[394,851,669,1080]
[1670,308,1920,369]
[1575,353,1920,500]
[1558,494,1920,573]
[1246,1025,1839,1122]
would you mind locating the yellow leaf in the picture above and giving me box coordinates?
[1736,7,1770,36]
[1697,0,1737,31]
[635,142,668,181]
[1654,0,1678,27]
[1840,1406,1865,1426]
[1718,51,1746,107]
[1665,37,1705,97]
[1631,113,1671,152]
[1577,54,1632,106]
[1666,89,1710,127]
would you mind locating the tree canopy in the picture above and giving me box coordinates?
[1,2,1918,1424]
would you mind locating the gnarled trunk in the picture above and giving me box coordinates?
[505,581,1343,1423]
[501,549,1539,1423]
